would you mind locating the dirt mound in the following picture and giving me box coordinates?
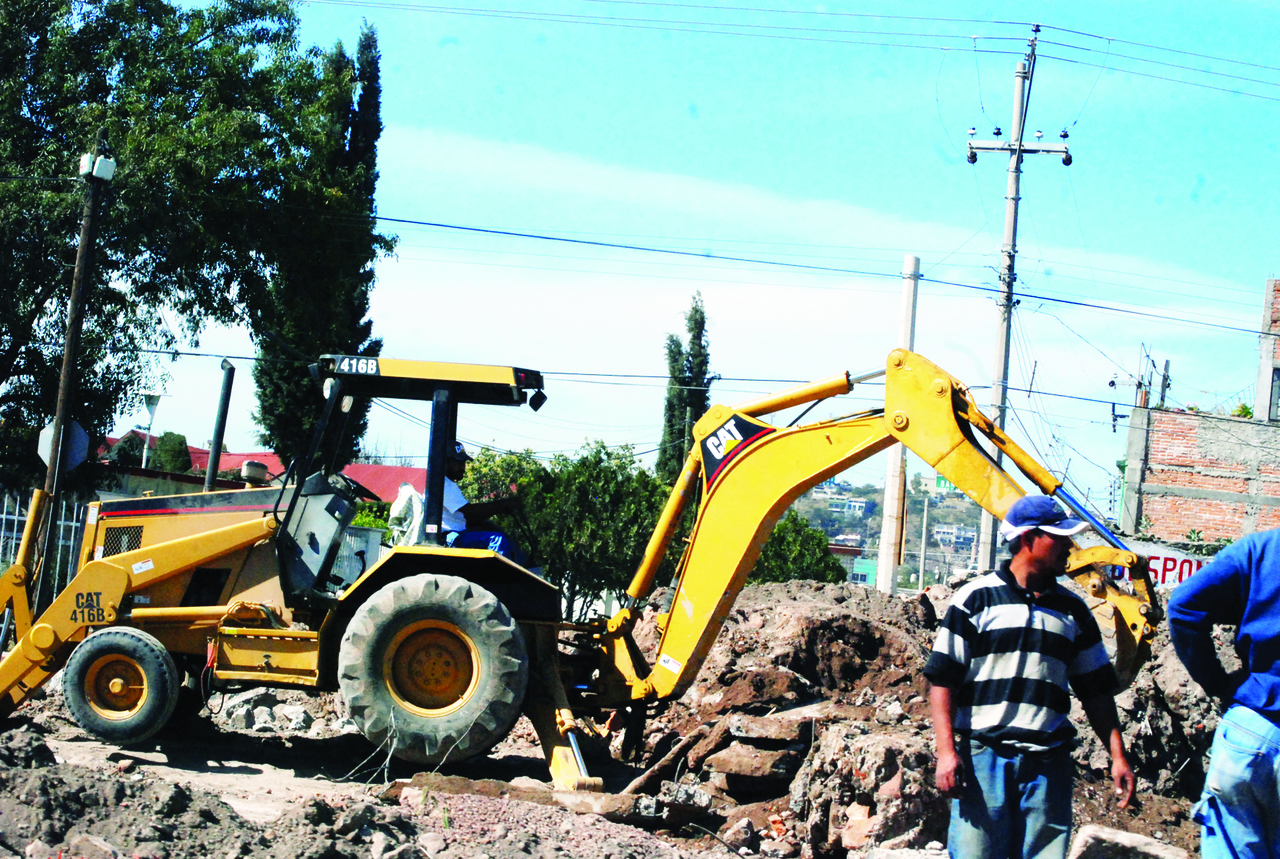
[640,582,935,726]
[0,718,720,859]
[627,581,1213,856]
[0,720,265,859]
[2,580,1219,858]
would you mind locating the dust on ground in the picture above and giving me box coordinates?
[2,577,1218,858]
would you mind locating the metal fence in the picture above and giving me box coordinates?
[0,490,89,598]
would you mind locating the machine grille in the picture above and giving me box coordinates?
[102,526,143,557]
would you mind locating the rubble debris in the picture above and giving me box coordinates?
[623,725,710,795]
[1067,825,1190,859]
[9,579,1225,857]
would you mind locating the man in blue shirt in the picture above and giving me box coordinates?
[1168,531,1280,859]
[436,442,527,565]
[926,494,1135,859]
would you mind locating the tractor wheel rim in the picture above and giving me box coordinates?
[384,620,480,716]
[84,654,149,721]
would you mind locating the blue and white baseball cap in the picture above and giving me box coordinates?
[998,495,1089,543]
[451,441,472,462]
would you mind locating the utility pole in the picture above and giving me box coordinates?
[877,254,920,595]
[37,130,114,613]
[966,30,1071,571]
[919,489,930,588]
[44,131,112,498]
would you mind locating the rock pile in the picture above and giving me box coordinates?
[615,579,1214,856]
[5,578,1219,857]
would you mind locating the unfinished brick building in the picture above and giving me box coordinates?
[1120,279,1280,542]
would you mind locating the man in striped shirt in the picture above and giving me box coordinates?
[924,494,1135,859]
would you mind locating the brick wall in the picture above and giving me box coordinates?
[1123,407,1280,541]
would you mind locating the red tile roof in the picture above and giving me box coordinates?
[102,433,426,502]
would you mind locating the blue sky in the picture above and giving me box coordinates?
[123,1,1280,520]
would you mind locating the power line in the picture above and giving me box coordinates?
[548,1,1032,28]
[920,276,1264,337]
[379,216,901,279]
[306,1,1280,100]
[307,1,1030,44]
[1038,23,1280,74]
[1040,53,1280,103]
[389,221,1262,302]
[307,0,1029,52]
[1041,39,1280,91]
[385,216,1263,323]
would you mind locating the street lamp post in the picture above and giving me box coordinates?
[140,392,162,469]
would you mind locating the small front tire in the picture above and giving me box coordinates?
[63,627,180,745]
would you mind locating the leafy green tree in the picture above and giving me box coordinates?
[253,26,393,471]
[656,293,716,483]
[460,447,547,504]
[0,1,387,488]
[152,431,192,474]
[461,443,672,621]
[749,509,846,584]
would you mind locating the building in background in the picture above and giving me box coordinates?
[1121,278,1280,542]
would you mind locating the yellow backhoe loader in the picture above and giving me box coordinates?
[0,350,1159,791]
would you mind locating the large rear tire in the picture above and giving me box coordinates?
[63,627,180,744]
[338,574,528,765]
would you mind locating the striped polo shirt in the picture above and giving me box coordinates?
[923,563,1117,752]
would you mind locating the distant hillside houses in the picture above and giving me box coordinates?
[933,523,977,550]
[809,481,876,516]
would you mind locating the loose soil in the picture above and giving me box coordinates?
[1,578,1218,858]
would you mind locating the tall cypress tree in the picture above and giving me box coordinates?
[252,26,394,472]
[656,293,716,483]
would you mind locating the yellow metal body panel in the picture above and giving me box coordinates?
[92,508,268,549]
[221,544,290,615]
[77,502,99,572]
[883,349,1058,514]
[338,545,513,598]
[215,627,320,684]
[318,355,542,406]
[373,358,527,387]
[0,514,277,715]
[650,414,896,699]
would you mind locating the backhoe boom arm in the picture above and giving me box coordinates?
[598,350,1158,706]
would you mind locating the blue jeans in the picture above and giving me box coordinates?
[948,738,1073,859]
[1193,705,1280,859]
[446,530,526,566]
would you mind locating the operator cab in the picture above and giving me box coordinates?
[275,354,546,606]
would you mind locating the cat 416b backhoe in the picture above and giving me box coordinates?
[0,350,1158,790]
